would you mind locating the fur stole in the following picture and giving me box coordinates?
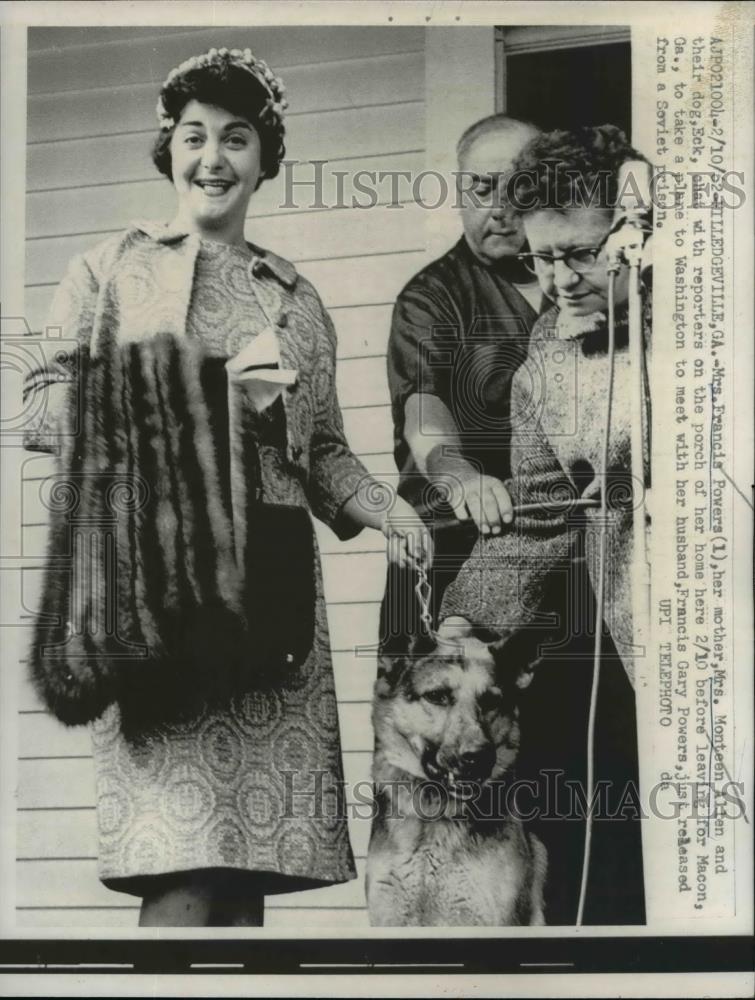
[30,333,260,727]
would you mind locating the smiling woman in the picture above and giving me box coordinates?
[22,45,430,928]
[168,104,265,243]
[150,48,285,247]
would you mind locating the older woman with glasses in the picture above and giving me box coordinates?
[440,125,650,925]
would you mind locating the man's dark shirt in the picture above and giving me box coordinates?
[387,236,540,508]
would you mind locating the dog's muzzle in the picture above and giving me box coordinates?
[422,743,497,792]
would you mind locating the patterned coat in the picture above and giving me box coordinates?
[22,223,369,890]
[25,220,366,522]
[25,222,371,723]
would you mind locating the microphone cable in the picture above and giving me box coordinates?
[576,268,618,928]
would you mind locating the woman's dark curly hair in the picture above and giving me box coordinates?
[511,124,649,213]
[151,61,286,184]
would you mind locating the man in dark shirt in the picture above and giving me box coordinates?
[382,114,542,650]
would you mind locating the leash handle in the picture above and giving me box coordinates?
[413,496,602,533]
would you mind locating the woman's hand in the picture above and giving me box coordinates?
[381,496,433,572]
[340,480,432,570]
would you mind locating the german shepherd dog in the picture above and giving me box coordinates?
[367,616,547,926]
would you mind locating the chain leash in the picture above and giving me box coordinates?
[414,560,436,639]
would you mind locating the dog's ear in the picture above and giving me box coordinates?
[376,629,436,692]
[488,630,538,690]
[408,628,437,658]
[376,652,409,691]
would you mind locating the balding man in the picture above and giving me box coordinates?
[382,115,542,649]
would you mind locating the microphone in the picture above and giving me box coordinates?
[614,159,654,225]
[606,159,654,273]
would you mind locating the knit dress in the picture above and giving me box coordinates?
[440,299,652,686]
[89,239,357,896]
[439,300,650,924]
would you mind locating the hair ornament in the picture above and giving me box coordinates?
[156,46,288,130]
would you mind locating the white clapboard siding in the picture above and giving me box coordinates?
[28,51,424,143]
[19,24,426,929]
[332,305,396,361]
[27,103,423,193]
[354,450,401,480]
[28,27,424,95]
[17,453,58,482]
[28,27,205,52]
[342,405,394,456]
[321,553,388,604]
[336,356,390,410]
[26,151,424,240]
[299,251,425,311]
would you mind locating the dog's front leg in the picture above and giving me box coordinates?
[528,834,548,925]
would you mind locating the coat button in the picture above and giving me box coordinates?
[285,653,294,665]
[251,259,264,277]
[277,312,288,328]
[292,445,303,460]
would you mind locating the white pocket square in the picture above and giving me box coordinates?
[226,325,298,411]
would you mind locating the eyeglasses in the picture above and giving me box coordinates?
[516,234,610,276]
